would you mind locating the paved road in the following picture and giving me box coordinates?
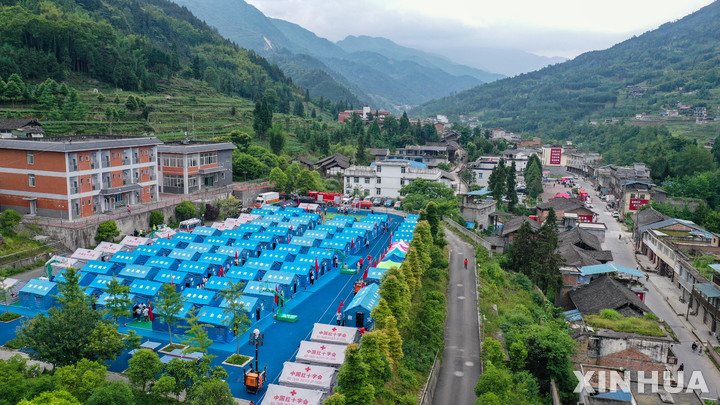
[574,178,720,399]
[432,228,481,405]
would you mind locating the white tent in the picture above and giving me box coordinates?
[261,384,324,405]
[120,236,152,247]
[310,323,359,345]
[295,340,346,367]
[278,361,336,392]
[95,241,127,254]
[154,227,177,239]
[211,221,235,231]
[70,248,103,261]
[239,213,263,224]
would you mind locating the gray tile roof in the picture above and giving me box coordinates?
[569,275,651,317]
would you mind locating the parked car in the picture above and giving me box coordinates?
[394,201,402,210]
[612,211,620,218]
[384,198,394,208]
[358,200,373,209]
[373,197,385,206]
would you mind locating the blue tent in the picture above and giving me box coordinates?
[344,283,380,328]
[290,236,320,251]
[279,262,312,287]
[263,205,282,213]
[168,248,201,262]
[129,279,163,302]
[186,242,217,254]
[274,243,302,256]
[226,266,261,282]
[220,296,260,320]
[95,292,136,319]
[383,253,405,264]
[253,219,277,229]
[178,261,213,284]
[303,230,330,241]
[364,214,388,226]
[118,264,157,281]
[260,250,293,263]
[308,248,340,271]
[265,226,291,240]
[148,239,181,251]
[293,254,325,273]
[365,267,388,285]
[204,235,232,247]
[233,240,260,256]
[134,244,170,259]
[152,302,194,335]
[83,260,121,276]
[249,233,278,249]
[244,258,277,272]
[265,214,291,223]
[154,269,194,291]
[352,222,378,240]
[242,281,278,309]
[319,239,349,257]
[261,271,299,297]
[198,253,233,274]
[288,218,309,234]
[20,279,58,310]
[181,287,217,306]
[333,233,361,253]
[221,229,250,240]
[146,257,180,272]
[237,224,264,233]
[173,233,204,244]
[192,226,221,237]
[332,215,357,225]
[204,277,234,292]
[315,225,338,235]
[325,220,347,231]
[196,306,233,342]
[53,269,95,286]
[110,251,147,266]
[405,214,419,222]
[282,207,304,215]
[251,208,274,216]
[298,212,321,225]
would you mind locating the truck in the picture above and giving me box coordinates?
[254,192,280,206]
[307,191,342,206]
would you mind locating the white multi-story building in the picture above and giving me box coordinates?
[343,160,454,199]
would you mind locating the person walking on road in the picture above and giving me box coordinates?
[464,258,468,269]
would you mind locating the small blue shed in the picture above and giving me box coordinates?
[198,253,233,275]
[248,233,277,250]
[232,240,261,258]
[344,283,380,329]
[20,279,58,310]
[220,295,260,320]
[178,261,213,284]
[290,236,320,252]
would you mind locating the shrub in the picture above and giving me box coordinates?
[149,211,164,228]
[95,221,120,243]
[600,309,620,320]
[203,204,219,221]
[643,312,659,321]
[175,201,196,222]
[0,209,22,234]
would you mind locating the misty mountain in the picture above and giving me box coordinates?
[171,0,502,110]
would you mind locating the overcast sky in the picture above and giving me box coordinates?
[245,0,713,59]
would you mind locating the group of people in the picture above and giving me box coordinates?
[132,303,150,322]
[691,341,704,355]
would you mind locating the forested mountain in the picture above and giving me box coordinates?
[0,0,301,106]
[170,0,502,110]
[414,0,720,139]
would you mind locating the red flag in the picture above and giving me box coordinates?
[315,256,319,273]
[148,301,154,322]
[362,267,368,281]
[274,285,279,304]
[351,237,354,249]
[375,221,378,228]
[290,224,293,231]
[219,266,224,277]
[170,273,174,285]
[235,249,238,261]
[337,300,344,313]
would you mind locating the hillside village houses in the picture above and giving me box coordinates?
[337,105,391,123]
[343,159,455,199]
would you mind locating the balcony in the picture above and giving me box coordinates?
[122,158,130,166]
[70,187,79,194]
[102,160,111,168]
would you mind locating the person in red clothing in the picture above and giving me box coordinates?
[464,258,468,269]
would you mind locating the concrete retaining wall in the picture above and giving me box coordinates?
[442,217,491,251]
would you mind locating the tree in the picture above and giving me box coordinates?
[481,338,505,366]
[293,99,305,117]
[509,341,528,372]
[488,159,507,203]
[358,331,391,390]
[149,211,164,228]
[336,344,374,404]
[296,169,323,195]
[269,167,287,192]
[182,308,214,357]
[229,130,252,153]
[400,179,458,216]
[86,381,134,405]
[127,349,164,392]
[506,162,518,212]
[155,283,187,343]
[105,277,132,324]
[124,95,138,111]
[153,375,181,401]
[175,201,197,222]
[424,201,442,244]
[253,99,273,138]
[370,298,392,330]
[18,390,80,405]
[323,393,346,405]
[382,315,403,366]
[190,378,234,405]
[283,162,300,194]
[95,221,119,243]
[203,204,219,221]
[0,274,17,313]
[474,363,512,401]
[0,209,22,234]
[378,274,410,329]
[523,323,577,393]
[55,267,92,307]
[218,281,251,355]
[525,155,543,199]
[96,93,106,104]
[215,196,241,219]
[56,359,107,403]
[268,124,286,155]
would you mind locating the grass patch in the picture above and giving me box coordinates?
[224,353,251,366]
[1,259,48,277]
[585,313,666,337]
[159,343,187,353]
[324,212,364,222]
[3,337,25,349]
[0,312,22,322]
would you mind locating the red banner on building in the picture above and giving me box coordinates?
[549,148,562,165]
[629,199,649,211]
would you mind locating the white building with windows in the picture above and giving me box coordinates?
[343,160,454,199]
[157,142,235,194]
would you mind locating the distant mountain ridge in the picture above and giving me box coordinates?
[171,0,510,110]
[413,0,720,137]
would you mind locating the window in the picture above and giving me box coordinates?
[364,177,370,184]
[639,194,645,199]
[630,193,636,199]
[221,172,225,179]
[354,177,359,183]
[376,188,381,195]
[163,175,184,188]
[401,167,406,173]
[376,166,381,172]
[27,151,34,165]
[200,152,217,165]
[28,174,36,187]
[478,173,483,178]
[400,180,405,186]
[162,156,184,167]
[188,155,198,167]
[376,177,381,184]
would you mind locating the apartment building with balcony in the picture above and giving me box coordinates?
[343,160,455,199]
[157,141,235,194]
[0,135,161,220]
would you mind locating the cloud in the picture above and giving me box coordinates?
[245,0,713,58]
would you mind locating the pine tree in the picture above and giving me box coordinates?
[155,283,186,343]
[105,277,133,324]
[488,159,507,203]
[378,274,410,329]
[218,281,251,355]
[358,331,391,390]
[506,162,518,212]
[182,308,214,357]
[383,315,403,366]
[370,298,393,330]
[336,344,374,404]
[55,267,92,307]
